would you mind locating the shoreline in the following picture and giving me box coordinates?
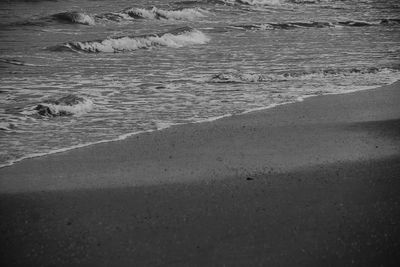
[1,81,400,265]
[1,81,399,193]
[1,80,397,170]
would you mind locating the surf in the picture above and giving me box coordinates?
[209,67,400,83]
[50,27,210,53]
[32,95,94,117]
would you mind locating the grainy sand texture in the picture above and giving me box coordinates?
[1,82,400,266]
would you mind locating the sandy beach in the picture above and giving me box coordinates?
[1,82,400,266]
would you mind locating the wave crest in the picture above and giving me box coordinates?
[94,6,208,22]
[17,6,206,26]
[34,95,93,117]
[230,21,334,31]
[50,11,95,25]
[234,0,350,5]
[121,7,207,20]
[51,27,210,53]
[174,0,282,6]
[230,19,400,31]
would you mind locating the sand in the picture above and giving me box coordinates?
[1,82,400,266]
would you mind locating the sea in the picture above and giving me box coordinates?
[0,0,399,167]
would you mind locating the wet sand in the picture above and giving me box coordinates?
[1,82,400,266]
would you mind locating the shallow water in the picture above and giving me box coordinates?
[1,0,400,166]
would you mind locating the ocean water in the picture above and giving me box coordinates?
[0,0,399,167]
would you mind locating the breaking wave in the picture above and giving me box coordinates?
[230,21,334,30]
[173,0,281,6]
[14,11,96,26]
[14,7,207,27]
[50,7,207,25]
[31,95,94,117]
[49,11,96,25]
[230,19,400,31]
[209,67,400,83]
[174,0,399,11]
[50,27,210,53]
[231,0,361,5]
[175,0,327,6]
[104,6,208,21]
[195,0,286,5]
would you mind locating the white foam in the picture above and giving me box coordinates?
[281,68,400,81]
[41,98,94,116]
[72,12,95,25]
[210,68,400,83]
[2,78,399,170]
[69,29,210,53]
[125,7,207,20]
[22,96,94,117]
[210,71,269,83]
[0,127,163,169]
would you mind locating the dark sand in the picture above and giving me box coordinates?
[1,82,400,266]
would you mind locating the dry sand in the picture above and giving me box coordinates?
[1,82,400,266]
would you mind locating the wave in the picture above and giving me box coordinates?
[337,20,378,27]
[0,122,17,132]
[210,72,270,82]
[231,0,357,6]
[380,18,400,25]
[32,95,94,117]
[277,67,397,79]
[230,21,334,30]
[13,12,95,27]
[234,0,285,5]
[229,19,400,31]
[49,11,96,25]
[0,58,33,66]
[51,7,206,25]
[110,7,208,21]
[209,67,400,83]
[174,0,318,6]
[286,0,332,4]
[50,27,210,53]
[13,6,206,27]
[188,0,285,5]
[0,58,48,67]
[174,0,398,10]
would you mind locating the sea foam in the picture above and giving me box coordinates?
[122,7,207,20]
[210,72,269,82]
[21,7,206,26]
[209,67,400,83]
[33,95,94,117]
[95,6,208,22]
[54,27,210,53]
